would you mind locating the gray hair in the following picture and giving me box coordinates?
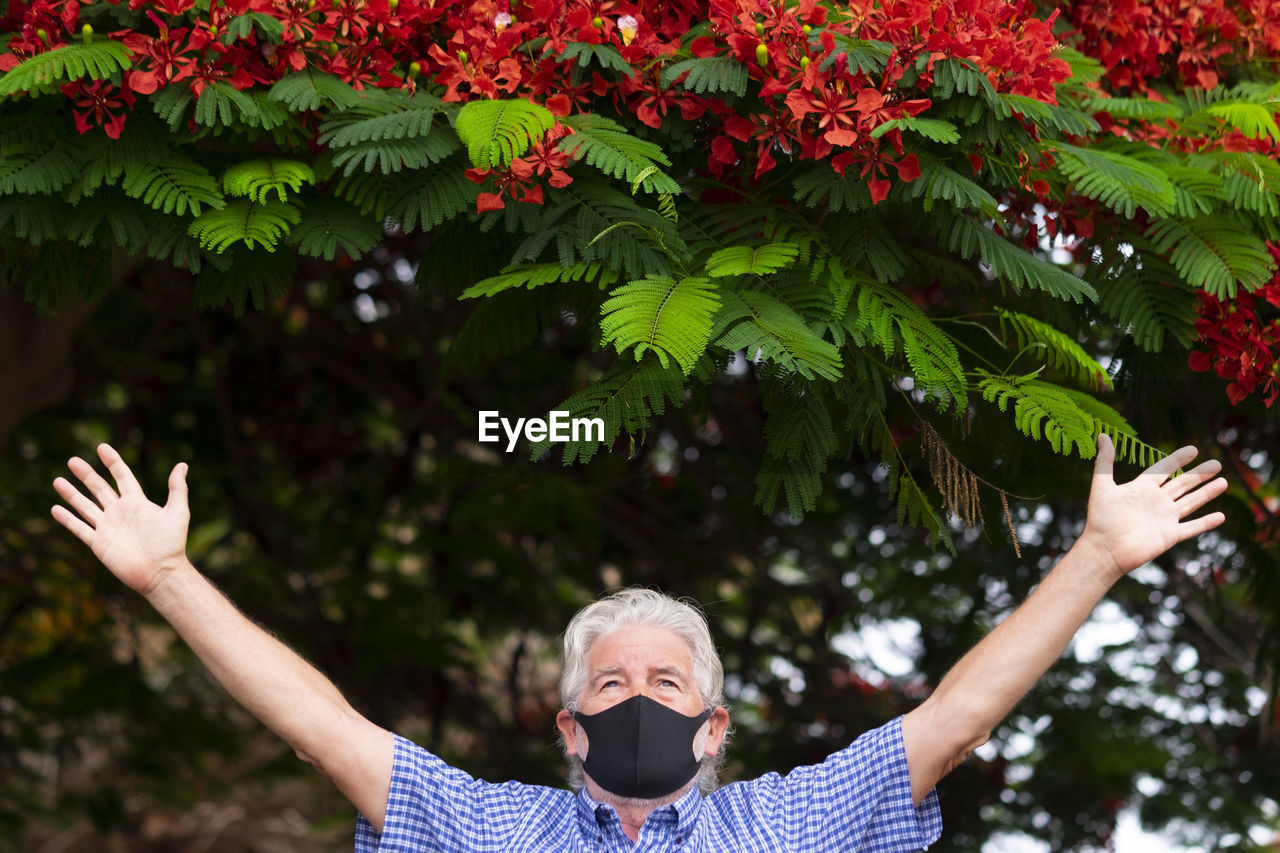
[558,587,729,795]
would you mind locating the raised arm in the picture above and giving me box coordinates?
[51,444,395,831]
[900,434,1227,805]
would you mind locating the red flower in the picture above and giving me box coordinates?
[121,11,209,95]
[1191,253,1280,407]
[61,78,135,138]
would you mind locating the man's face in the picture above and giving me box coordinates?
[555,623,731,776]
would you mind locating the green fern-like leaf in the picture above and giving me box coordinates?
[793,168,874,213]
[193,81,265,128]
[221,11,285,44]
[978,371,1097,459]
[997,309,1112,391]
[660,55,749,96]
[444,288,544,376]
[462,262,617,299]
[223,159,315,203]
[1096,255,1197,353]
[937,214,1097,303]
[1206,102,1280,143]
[187,200,302,253]
[1054,143,1177,218]
[758,378,842,514]
[152,85,194,131]
[532,358,688,464]
[821,35,893,76]
[0,138,89,195]
[1213,151,1280,218]
[142,216,204,272]
[827,211,907,282]
[120,156,225,216]
[908,156,1000,218]
[704,242,800,277]
[61,118,164,202]
[455,98,555,171]
[1166,163,1222,217]
[852,281,968,409]
[63,190,155,252]
[1146,216,1275,298]
[997,94,1100,136]
[763,383,838,466]
[267,68,363,111]
[318,91,443,146]
[557,42,634,74]
[288,197,381,260]
[930,58,999,107]
[194,247,296,315]
[558,114,681,195]
[715,290,843,381]
[870,117,960,144]
[330,134,460,176]
[1053,387,1160,467]
[845,376,951,544]
[1083,96,1183,122]
[383,165,478,232]
[0,41,132,96]
[567,181,671,277]
[0,193,72,243]
[599,275,721,374]
[755,453,824,516]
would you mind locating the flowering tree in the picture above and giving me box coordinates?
[2,0,1278,529]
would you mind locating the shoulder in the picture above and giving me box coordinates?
[360,734,578,851]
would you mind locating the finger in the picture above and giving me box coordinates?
[1175,510,1226,541]
[53,476,103,525]
[1164,458,1223,500]
[97,443,144,497]
[67,455,120,508]
[51,504,96,546]
[164,462,189,512]
[1145,445,1199,482]
[1092,433,1115,484]
[1174,475,1229,517]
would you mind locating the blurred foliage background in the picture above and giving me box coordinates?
[2,229,1278,851]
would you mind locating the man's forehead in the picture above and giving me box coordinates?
[587,624,694,672]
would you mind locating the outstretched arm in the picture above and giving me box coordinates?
[900,435,1227,805]
[52,444,395,831]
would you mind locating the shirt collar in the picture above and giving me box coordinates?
[575,783,705,840]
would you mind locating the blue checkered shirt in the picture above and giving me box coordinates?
[354,716,941,852]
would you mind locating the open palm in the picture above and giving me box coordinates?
[1081,434,1227,582]
[52,444,190,595]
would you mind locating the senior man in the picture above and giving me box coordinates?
[51,437,1226,851]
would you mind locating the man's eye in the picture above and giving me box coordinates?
[659,679,678,688]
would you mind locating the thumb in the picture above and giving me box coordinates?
[1092,433,1115,485]
[165,462,189,511]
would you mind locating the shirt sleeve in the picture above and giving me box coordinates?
[353,733,562,853]
[745,716,943,852]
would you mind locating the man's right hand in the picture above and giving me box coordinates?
[52,443,191,597]
[51,442,394,830]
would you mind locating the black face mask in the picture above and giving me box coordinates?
[572,694,713,799]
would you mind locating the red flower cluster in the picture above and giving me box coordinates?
[697,0,1068,193]
[1067,0,1280,91]
[466,123,574,210]
[0,0,1071,206]
[1190,243,1280,407]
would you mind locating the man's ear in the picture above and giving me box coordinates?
[703,707,731,757]
[556,709,582,756]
